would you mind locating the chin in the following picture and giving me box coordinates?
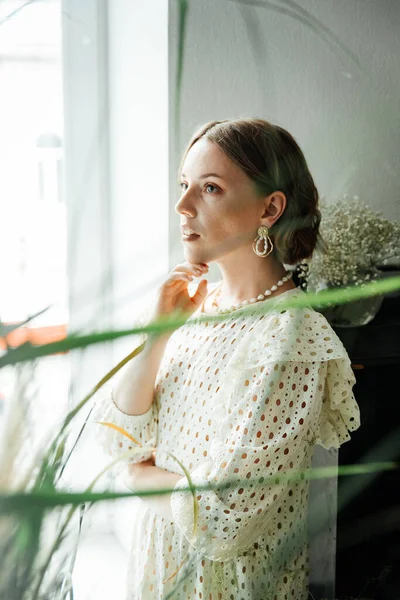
[183,246,205,262]
[184,252,204,265]
[190,250,217,265]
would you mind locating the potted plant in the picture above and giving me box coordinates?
[297,195,400,327]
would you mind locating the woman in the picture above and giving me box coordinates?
[93,118,361,599]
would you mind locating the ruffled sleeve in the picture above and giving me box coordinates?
[315,355,359,449]
[90,380,158,464]
[90,298,159,465]
[238,295,361,449]
[169,293,361,561]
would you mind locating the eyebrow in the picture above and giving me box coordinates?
[180,172,225,180]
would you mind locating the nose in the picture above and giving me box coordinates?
[174,189,196,217]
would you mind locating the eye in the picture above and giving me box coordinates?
[179,182,220,194]
[205,184,219,194]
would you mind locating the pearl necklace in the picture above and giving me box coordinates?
[210,271,293,314]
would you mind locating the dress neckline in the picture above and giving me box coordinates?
[196,282,303,318]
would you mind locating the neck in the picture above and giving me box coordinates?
[214,249,296,305]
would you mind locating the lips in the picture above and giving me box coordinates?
[180,225,200,236]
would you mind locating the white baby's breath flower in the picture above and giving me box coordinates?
[303,195,400,291]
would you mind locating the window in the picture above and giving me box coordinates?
[0,0,69,470]
[0,0,67,332]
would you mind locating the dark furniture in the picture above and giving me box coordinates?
[333,295,400,600]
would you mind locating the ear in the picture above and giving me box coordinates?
[261,191,287,227]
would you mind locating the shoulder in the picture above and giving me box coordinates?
[241,287,351,365]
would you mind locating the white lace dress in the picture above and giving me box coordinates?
[91,286,361,600]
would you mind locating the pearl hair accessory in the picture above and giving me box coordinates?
[211,271,293,314]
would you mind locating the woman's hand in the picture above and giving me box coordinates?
[124,449,156,488]
[124,458,155,491]
[123,458,182,521]
[150,261,209,323]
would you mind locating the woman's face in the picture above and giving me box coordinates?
[175,138,270,265]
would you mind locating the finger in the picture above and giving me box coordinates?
[184,261,208,270]
[190,279,208,307]
[163,272,193,288]
[171,263,208,277]
[182,264,207,277]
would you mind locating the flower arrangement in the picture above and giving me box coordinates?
[299,194,400,292]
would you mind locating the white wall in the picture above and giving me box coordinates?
[107,0,169,366]
[105,0,170,553]
[63,0,170,556]
[62,0,118,563]
[62,0,113,399]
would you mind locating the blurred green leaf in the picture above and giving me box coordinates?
[0,0,38,28]
[231,0,364,72]
[174,0,189,146]
[0,306,51,337]
[1,460,397,515]
[1,276,399,368]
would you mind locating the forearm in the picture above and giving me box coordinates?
[113,332,171,416]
